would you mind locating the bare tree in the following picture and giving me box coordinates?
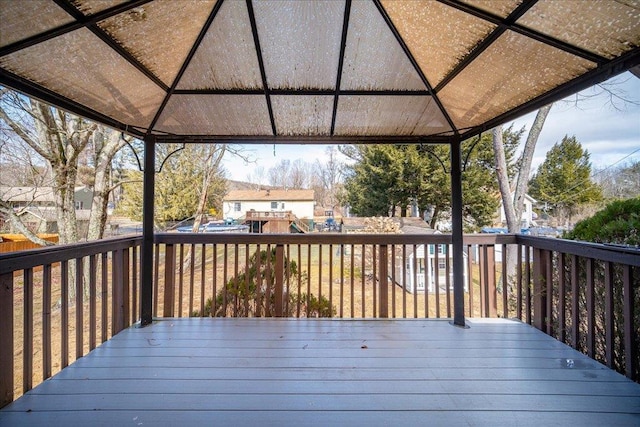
[0,92,96,244]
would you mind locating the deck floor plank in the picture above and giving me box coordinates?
[2,318,639,426]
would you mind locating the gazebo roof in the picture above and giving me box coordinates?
[1,0,639,143]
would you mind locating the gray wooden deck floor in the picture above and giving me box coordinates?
[1,318,639,426]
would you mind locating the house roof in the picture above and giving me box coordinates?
[1,0,638,144]
[224,189,315,202]
[1,186,90,203]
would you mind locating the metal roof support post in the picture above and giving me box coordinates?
[140,135,156,327]
[450,139,466,327]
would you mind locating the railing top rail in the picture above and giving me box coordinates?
[0,236,143,275]
[155,232,518,246]
[516,235,640,267]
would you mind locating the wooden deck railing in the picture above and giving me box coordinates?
[0,236,141,407]
[1,233,637,408]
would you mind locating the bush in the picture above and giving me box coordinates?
[565,198,640,245]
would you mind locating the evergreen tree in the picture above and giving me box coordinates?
[529,135,602,222]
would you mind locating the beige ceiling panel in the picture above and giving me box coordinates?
[458,0,523,18]
[518,0,640,59]
[97,0,217,86]
[156,95,272,135]
[254,0,344,90]
[71,0,128,15]
[271,95,333,136]
[0,1,74,48]
[341,0,426,91]
[381,0,497,89]
[438,31,595,130]
[0,28,166,128]
[177,0,262,90]
[334,95,451,136]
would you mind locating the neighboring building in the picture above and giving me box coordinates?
[222,189,315,221]
[1,186,94,210]
[1,186,94,235]
[497,194,537,229]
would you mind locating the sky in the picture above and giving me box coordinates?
[221,72,640,183]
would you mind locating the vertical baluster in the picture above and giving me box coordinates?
[622,264,635,380]
[350,245,355,319]
[256,244,262,318]
[431,244,437,319]
[318,244,323,313]
[101,253,108,343]
[212,244,217,316]
[297,244,302,318]
[361,244,365,318]
[265,244,272,317]
[275,244,284,317]
[488,245,497,318]
[545,250,553,336]
[570,254,579,349]
[479,245,486,318]
[223,244,228,317]
[23,268,33,392]
[0,271,14,406]
[74,258,83,360]
[44,263,52,379]
[525,246,531,325]
[200,244,206,317]
[372,244,377,318]
[178,244,184,318]
[328,244,333,318]
[586,258,595,358]
[516,244,522,321]
[153,244,159,317]
[435,245,440,319]
[378,245,388,318]
[189,244,195,316]
[234,243,240,316]
[89,255,97,350]
[60,261,68,369]
[467,244,474,317]
[558,253,566,343]
[445,246,451,318]
[412,244,417,318]
[400,245,407,318]
[307,245,311,318]
[286,245,291,316]
[391,245,396,319]
[245,244,250,317]
[112,250,123,334]
[132,245,138,322]
[501,244,507,319]
[604,261,614,368]
[164,244,175,318]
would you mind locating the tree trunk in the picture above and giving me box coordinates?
[493,126,518,232]
[0,201,54,246]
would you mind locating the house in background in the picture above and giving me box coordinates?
[222,189,315,233]
[497,194,537,229]
[1,186,94,235]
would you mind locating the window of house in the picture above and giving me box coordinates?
[271,201,278,209]
[75,201,83,210]
[234,202,241,212]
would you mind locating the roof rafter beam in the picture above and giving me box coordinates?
[0,0,153,58]
[144,0,225,136]
[172,89,432,96]
[373,0,459,137]
[434,0,607,92]
[330,0,352,136]
[152,134,456,145]
[246,0,277,136]
[52,0,169,92]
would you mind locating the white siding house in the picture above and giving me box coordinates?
[398,243,468,294]
[222,189,315,221]
[498,194,537,228]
